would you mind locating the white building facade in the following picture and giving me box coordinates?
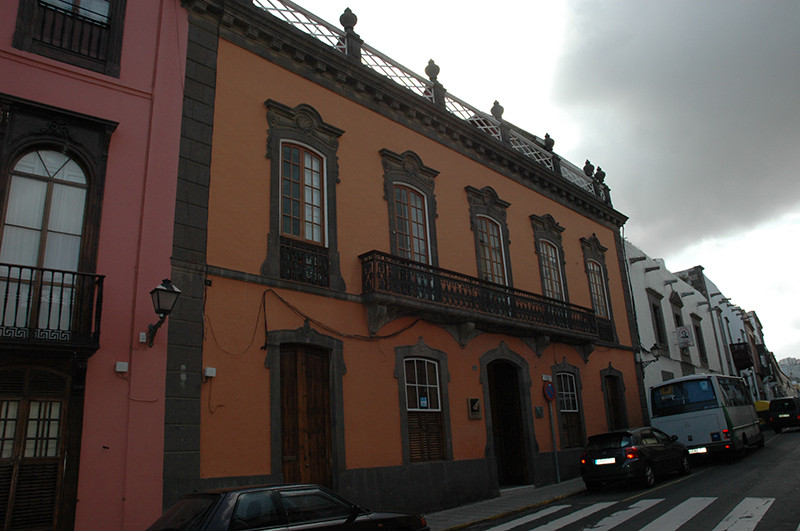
[624,241,789,418]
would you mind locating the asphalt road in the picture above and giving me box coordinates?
[468,428,800,530]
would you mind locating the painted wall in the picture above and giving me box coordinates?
[195,36,641,486]
[0,2,187,529]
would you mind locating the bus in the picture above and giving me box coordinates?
[649,374,764,456]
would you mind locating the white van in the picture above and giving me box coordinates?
[649,375,764,455]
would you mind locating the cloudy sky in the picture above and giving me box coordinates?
[284,0,800,360]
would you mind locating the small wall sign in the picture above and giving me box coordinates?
[467,398,482,419]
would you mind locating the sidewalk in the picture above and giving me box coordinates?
[425,478,586,531]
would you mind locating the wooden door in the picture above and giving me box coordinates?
[281,347,331,487]
[0,367,69,530]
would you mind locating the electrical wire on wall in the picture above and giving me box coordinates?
[202,286,424,356]
[261,288,423,348]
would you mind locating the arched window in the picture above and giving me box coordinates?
[394,185,429,264]
[587,259,609,318]
[476,216,506,285]
[1,150,89,331]
[281,144,324,245]
[539,241,564,300]
[1,150,87,272]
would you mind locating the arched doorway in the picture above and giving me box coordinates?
[487,359,526,486]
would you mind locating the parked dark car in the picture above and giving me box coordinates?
[146,484,430,531]
[769,397,800,433]
[580,427,690,490]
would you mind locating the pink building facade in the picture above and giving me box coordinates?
[0,1,187,529]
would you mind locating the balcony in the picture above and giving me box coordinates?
[730,341,754,371]
[360,251,601,343]
[0,263,104,353]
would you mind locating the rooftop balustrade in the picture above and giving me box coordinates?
[253,0,611,205]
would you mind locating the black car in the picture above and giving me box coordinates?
[769,397,800,433]
[146,484,429,531]
[580,427,690,490]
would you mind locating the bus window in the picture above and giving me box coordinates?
[651,378,718,417]
[718,377,752,407]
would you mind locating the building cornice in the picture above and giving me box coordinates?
[183,0,628,229]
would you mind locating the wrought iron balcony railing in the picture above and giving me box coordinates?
[360,251,600,341]
[0,263,104,352]
[280,236,329,287]
[31,1,111,62]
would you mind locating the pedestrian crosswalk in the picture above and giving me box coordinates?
[484,496,787,531]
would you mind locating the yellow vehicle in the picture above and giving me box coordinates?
[755,400,770,430]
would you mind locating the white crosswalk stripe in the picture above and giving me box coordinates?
[712,497,775,531]
[530,502,616,530]
[585,498,664,530]
[484,505,570,531]
[638,497,716,531]
[484,496,780,530]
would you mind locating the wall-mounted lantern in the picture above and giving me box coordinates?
[147,279,181,347]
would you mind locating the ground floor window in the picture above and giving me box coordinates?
[404,358,444,461]
[557,372,583,448]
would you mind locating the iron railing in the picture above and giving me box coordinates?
[253,0,607,203]
[279,237,329,287]
[360,251,599,339]
[31,0,110,62]
[0,263,104,351]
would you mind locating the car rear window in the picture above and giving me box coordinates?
[146,494,218,531]
[587,434,633,450]
[770,399,798,413]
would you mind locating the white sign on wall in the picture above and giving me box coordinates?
[675,326,694,348]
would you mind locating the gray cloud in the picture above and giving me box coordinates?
[551,0,800,255]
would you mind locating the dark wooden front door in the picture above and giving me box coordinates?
[0,367,69,530]
[604,375,626,431]
[281,347,332,487]
[487,360,526,486]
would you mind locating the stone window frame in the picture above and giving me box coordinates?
[0,95,116,274]
[261,100,345,291]
[13,0,127,77]
[646,288,669,351]
[380,149,439,266]
[394,338,453,464]
[530,213,569,301]
[552,358,585,450]
[691,313,709,367]
[465,186,512,286]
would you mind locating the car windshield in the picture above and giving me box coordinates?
[146,494,217,531]
[587,434,633,450]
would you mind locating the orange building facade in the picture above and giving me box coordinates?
[166,0,643,513]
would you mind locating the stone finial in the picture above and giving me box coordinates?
[583,159,594,177]
[425,59,440,82]
[340,8,357,31]
[594,167,605,183]
[491,100,504,120]
[544,133,555,151]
